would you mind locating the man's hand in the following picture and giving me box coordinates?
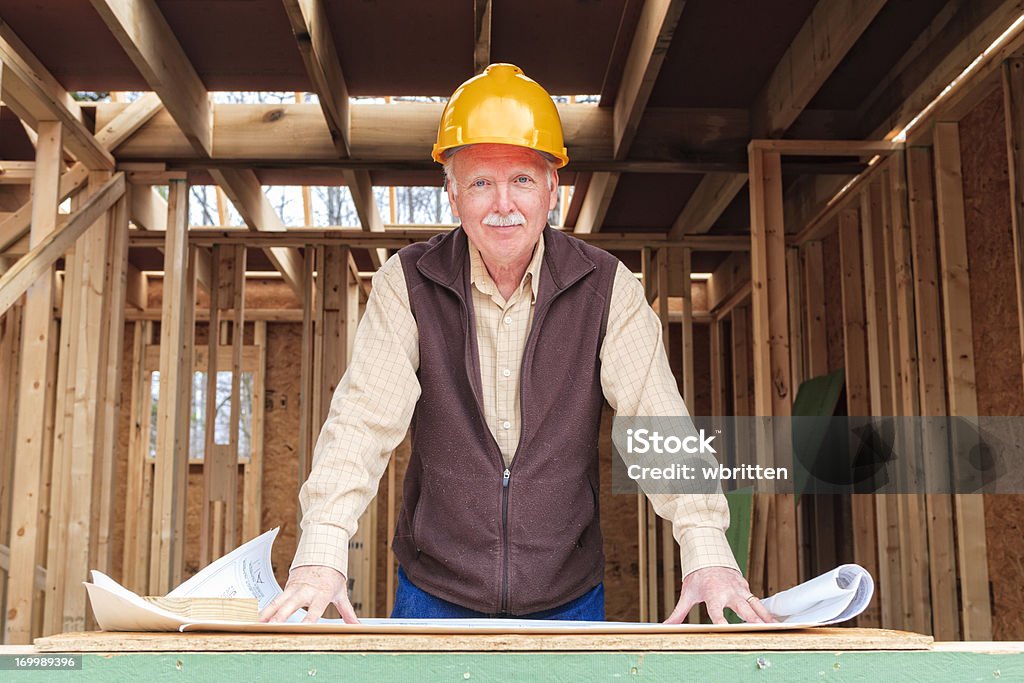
[259,565,360,624]
[663,566,776,624]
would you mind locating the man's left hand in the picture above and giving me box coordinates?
[663,566,776,624]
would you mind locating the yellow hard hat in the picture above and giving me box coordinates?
[432,63,569,168]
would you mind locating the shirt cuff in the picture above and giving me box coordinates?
[291,523,350,579]
[678,526,742,580]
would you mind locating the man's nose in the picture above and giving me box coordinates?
[493,182,514,214]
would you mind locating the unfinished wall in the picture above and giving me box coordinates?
[959,87,1024,640]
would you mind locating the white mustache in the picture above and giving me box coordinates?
[482,211,526,227]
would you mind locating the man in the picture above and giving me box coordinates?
[262,64,773,624]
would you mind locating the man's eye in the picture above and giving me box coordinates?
[515,176,531,184]
[472,179,487,187]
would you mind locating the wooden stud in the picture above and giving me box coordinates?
[786,247,805,409]
[297,248,316,510]
[242,320,267,543]
[747,146,797,595]
[122,321,154,593]
[4,121,62,644]
[226,246,246,552]
[199,247,222,566]
[887,153,931,635]
[0,300,23,608]
[838,206,881,629]
[876,164,905,632]
[149,180,196,594]
[43,183,86,638]
[907,146,959,640]
[801,241,828,379]
[933,121,992,641]
[92,186,131,586]
[62,168,116,632]
[861,178,901,631]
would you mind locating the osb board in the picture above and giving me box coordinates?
[959,87,1024,642]
[34,628,933,653]
[261,323,304,586]
[822,229,845,375]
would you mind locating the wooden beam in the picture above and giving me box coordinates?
[574,172,620,234]
[473,0,492,74]
[669,173,748,238]
[89,0,212,156]
[752,0,888,137]
[0,23,114,169]
[933,121,992,641]
[0,173,125,317]
[1002,58,1024,401]
[670,0,888,240]
[94,92,164,150]
[209,168,303,297]
[707,251,750,314]
[149,180,196,593]
[282,0,351,157]
[91,101,743,165]
[128,226,751,252]
[3,121,61,644]
[0,161,36,184]
[613,0,686,157]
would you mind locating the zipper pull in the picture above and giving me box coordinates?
[502,468,511,488]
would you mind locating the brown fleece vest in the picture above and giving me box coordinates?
[392,226,618,615]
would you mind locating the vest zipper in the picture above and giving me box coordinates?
[501,467,511,613]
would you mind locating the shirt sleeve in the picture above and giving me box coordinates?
[599,261,740,579]
[291,253,421,578]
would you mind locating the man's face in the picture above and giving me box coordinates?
[446,144,559,268]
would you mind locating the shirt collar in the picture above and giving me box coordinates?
[468,234,545,303]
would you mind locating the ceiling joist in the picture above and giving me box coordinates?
[669,0,889,239]
[575,0,687,234]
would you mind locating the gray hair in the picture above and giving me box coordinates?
[443,147,558,197]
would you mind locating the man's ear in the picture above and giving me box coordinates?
[445,176,461,219]
[548,169,560,212]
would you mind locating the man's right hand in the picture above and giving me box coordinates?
[259,565,360,624]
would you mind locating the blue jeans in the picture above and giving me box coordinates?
[391,566,605,620]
